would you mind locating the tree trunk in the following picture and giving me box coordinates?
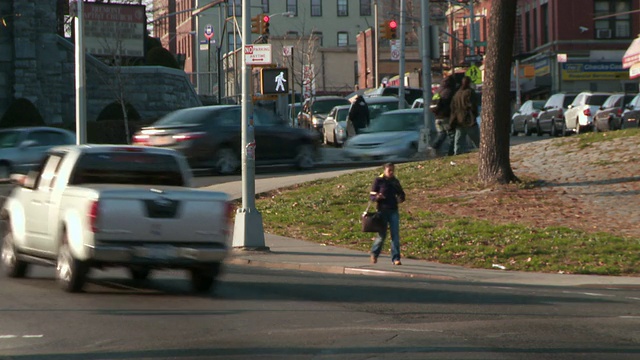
[478,0,519,185]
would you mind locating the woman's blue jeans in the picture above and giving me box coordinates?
[370,209,401,262]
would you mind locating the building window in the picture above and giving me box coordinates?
[287,0,298,16]
[312,31,323,46]
[594,0,631,38]
[337,31,348,46]
[360,0,371,16]
[337,0,348,16]
[261,0,269,13]
[227,0,241,17]
[311,0,322,16]
[286,31,300,39]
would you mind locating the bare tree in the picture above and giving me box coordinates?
[478,0,519,185]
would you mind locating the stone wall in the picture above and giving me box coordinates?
[0,0,202,126]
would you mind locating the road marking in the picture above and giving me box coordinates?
[562,291,613,297]
[0,334,44,339]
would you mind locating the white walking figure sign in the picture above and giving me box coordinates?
[275,71,287,91]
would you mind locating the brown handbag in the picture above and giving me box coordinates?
[361,201,385,233]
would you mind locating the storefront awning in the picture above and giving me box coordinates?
[622,36,640,69]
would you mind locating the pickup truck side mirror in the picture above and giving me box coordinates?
[22,170,39,190]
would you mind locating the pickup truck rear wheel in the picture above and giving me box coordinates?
[190,263,221,293]
[57,241,87,293]
[1,223,29,278]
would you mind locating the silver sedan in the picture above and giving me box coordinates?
[322,105,351,146]
[343,109,428,161]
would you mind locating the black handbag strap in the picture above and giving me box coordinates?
[364,200,375,213]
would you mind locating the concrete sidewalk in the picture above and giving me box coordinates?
[227,233,640,287]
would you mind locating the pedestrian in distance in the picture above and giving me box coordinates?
[369,163,406,266]
[449,76,479,155]
[430,75,457,153]
[347,95,370,137]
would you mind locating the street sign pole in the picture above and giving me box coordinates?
[204,24,213,95]
[233,0,267,250]
[420,0,432,154]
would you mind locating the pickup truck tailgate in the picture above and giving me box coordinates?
[93,188,230,243]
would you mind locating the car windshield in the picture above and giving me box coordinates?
[532,101,546,110]
[586,95,611,106]
[0,130,21,148]
[336,109,349,121]
[313,100,349,114]
[70,151,184,186]
[365,112,422,133]
[154,108,213,126]
[563,95,577,107]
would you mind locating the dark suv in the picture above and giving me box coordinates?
[593,93,636,132]
[537,93,578,136]
[297,96,350,133]
[133,105,320,175]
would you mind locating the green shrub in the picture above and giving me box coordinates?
[0,98,46,128]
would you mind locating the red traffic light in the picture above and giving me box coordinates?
[263,15,270,23]
[389,20,397,29]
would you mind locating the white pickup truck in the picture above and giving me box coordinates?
[1,145,233,293]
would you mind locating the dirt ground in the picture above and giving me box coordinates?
[411,134,640,239]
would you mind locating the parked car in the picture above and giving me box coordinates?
[593,93,636,132]
[511,100,546,136]
[366,95,410,120]
[343,109,428,161]
[0,126,76,179]
[537,93,578,137]
[620,93,640,129]
[365,86,424,106]
[322,105,350,146]
[297,96,350,133]
[287,102,302,127]
[564,91,611,134]
[133,105,320,175]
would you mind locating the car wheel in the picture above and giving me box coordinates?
[129,266,151,281]
[0,163,11,180]
[524,121,532,136]
[57,236,87,293]
[510,122,518,136]
[190,263,221,293]
[295,144,315,170]
[1,221,29,278]
[214,148,239,175]
[550,121,557,137]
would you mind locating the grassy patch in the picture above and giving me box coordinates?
[250,153,640,276]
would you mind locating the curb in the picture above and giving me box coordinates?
[226,257,457,281]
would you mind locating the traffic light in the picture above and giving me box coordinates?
[388,20,398,39]
[261,14,270,35]
[251,14,261,34]
[380,20,398,40]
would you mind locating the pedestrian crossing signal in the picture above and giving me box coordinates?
[261,68,289,94]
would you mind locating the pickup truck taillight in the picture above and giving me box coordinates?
[224,202,235,236]
[89,200,100,233]
[583,109,591,116]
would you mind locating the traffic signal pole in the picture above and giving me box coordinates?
[398,0,406,109]
[420,0,433,152]
[233,0,267,250]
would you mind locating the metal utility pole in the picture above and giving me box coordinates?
[74,0,86,144]
[420,0,433,151]
[232,0,266,250]
[469,0,476,65]
[398,0,406,109]
[373,0,379,87]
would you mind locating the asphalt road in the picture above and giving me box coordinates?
[1,265,639,359]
